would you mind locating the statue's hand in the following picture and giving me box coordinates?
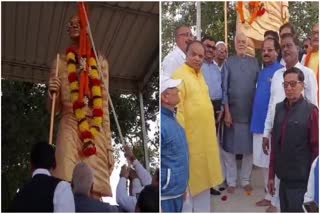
[281,6,289,21]
[48,76,61,95]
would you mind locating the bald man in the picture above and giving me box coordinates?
[72,162,120,212]
[222,33,259,194]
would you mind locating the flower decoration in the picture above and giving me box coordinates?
[238,1,267,25]
[66,47,103,157]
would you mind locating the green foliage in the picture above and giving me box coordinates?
[1,70,159,210]
[289,2,319,41]
[1,80,50,211]
[162,1,319,58]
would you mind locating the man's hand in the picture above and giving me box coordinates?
[124,145,136,163]
[48,77,61,95]
[262,137,270,155]
[216,111,224,124]
[224,110,232,128]
[183,191,187,202]
[267,179,275,196]
[128,168,138,180]
[120,165,129,178]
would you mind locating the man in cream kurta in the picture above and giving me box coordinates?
[172,41,223,212]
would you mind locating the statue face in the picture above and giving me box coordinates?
[67,15,81,39]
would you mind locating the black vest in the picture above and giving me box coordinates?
[10,174,61,212]
[273,98,316,183]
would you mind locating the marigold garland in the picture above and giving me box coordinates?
[66,47,104,157]
[238,1,267,25]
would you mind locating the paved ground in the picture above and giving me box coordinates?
[211,164,273,212]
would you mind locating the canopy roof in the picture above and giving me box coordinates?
[2,2,159,93]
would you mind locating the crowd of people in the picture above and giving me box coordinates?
[9,142,159,212]
[161,22,319,212]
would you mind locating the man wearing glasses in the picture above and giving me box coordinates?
[263,33,317,212]
[214,41,228,71]
[201,36,226,196]
[268,67,318,212]
[162,26,193,77]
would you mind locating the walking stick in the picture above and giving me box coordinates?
[49,54,60,145]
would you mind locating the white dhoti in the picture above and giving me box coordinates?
[271,175,280,209]
[182,188,211,212]
[253,134,269,168]
[224,152,253,187]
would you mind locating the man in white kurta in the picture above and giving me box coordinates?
[162,26,193,77]
[263,33,317,212]
[172,41,223,212]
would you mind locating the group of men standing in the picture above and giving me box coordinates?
[161,22,319,213]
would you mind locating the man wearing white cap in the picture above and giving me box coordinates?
[161,76,189,212]
[214,41,228,71]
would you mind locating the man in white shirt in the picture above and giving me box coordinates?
[263,33,317,212]
[304,156,319,205]
[116,145,152,212]
[162,25,193,77]
[214,41,228,71]
[10,142,75,212]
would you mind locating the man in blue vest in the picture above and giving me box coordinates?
[268,67,319,212]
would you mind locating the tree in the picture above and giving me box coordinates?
[162,1,319,58]
[1,69,159,210]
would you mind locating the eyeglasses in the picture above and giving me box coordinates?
[262,48,275,52]
[282,81,302,88]
[178,32,193,38]
[205,44,216,50]
[311,30,319,36]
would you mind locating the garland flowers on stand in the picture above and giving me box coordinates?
[66,47,103,157]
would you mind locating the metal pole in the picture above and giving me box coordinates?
[139,90,150,172]
[224,2,228,48]
[196,2,201,40]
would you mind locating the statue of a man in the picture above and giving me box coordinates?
[236,1,289,56]
[48,15,114,198]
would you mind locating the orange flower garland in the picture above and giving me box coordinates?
[66,47,103,157]
[238,1,267,25]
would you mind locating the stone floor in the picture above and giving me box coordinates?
[211,165,274,213]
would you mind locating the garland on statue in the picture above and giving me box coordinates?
[238,1,267,25]
[66,47,103,157]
